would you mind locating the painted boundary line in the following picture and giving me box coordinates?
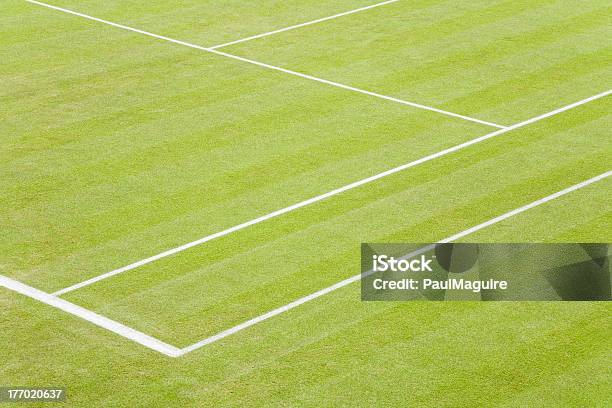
[0,275,182,357]
[24,0,505,129]
[53,90,612,295]
[205,47,506,129]
[2,171,610,357]
[208,0,401,49]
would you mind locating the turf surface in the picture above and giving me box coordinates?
[1,0,610,406]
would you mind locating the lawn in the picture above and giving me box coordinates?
[1,0,610,406]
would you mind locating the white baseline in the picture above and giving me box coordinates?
[0,275,181,357]
[25,0,505,130]
[208,0,401,49]
[3,171,608,357]
[53,90,612,296]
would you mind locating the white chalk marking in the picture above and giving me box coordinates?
[0,275,181,357]
[208,0,401,50]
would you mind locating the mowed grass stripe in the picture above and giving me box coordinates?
[362,7,609,97]
[265,304,609,407]
[61,97,610,344]
[387,13,610,120]
[226,0,611,123]
[497,354,611,407]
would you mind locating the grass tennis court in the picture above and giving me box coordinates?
[1,0,610,406]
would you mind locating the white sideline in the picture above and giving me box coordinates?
[180,170,612,354]
[53,90,612,296]
[0,275,182,357]
[3,171,608,357]
[208,0,401,50]
[25,0,505,130]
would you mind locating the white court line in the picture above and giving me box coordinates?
[181,170,611,354]
[205,47,506,129]
[0,275,182,357]
[3,171,608,357]
[53,90,612,296]
[208,0,401,50]
[25,0,505,129]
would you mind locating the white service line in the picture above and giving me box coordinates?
[179,170,612,355]
[52,90,611,296]
[208,0,401,50]
[0,275,182,357]
[25,0,505,129]
[206,48,506,128]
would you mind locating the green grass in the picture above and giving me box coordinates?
[1,0,611,406]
